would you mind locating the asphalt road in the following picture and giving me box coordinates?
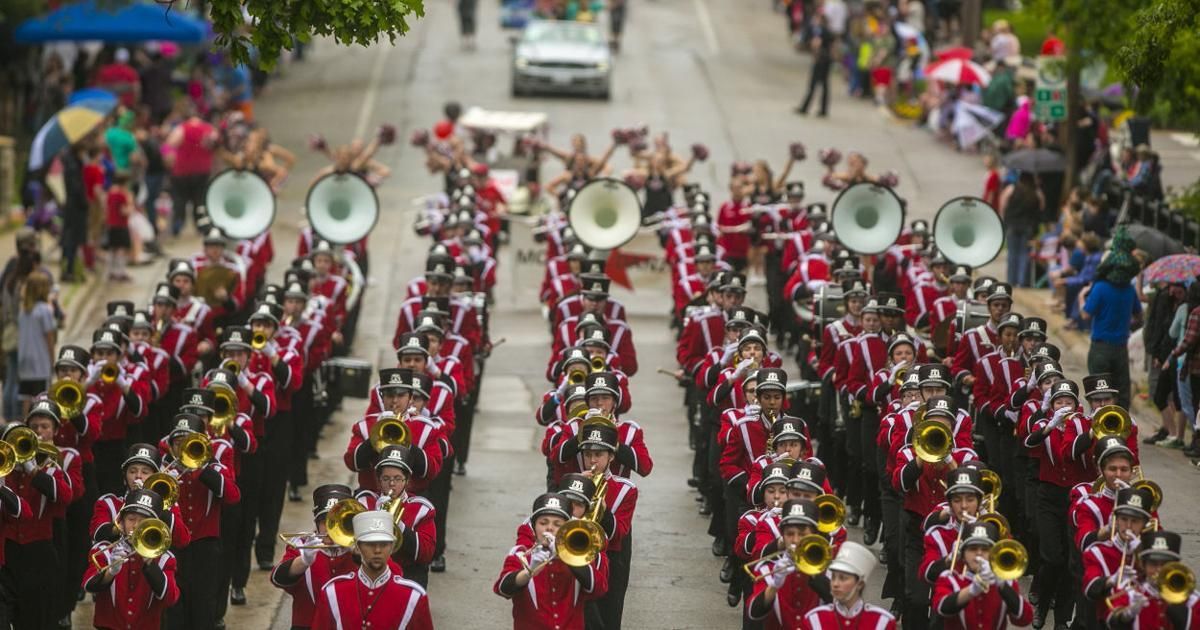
[61,0,1200,628]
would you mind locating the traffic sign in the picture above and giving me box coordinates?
[1035,56,1067,122]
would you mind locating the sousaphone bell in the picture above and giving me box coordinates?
[932,196,1005,268]
[306,172,380,245]
[830,182,905,255]
[567,178,644,251]
[204,169,276,240]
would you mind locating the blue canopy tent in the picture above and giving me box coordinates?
[15,0,208,43]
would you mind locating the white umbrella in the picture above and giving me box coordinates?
[926,58,992,86]
[952,101,1005,149]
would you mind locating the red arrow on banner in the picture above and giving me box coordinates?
[605,249,655,291]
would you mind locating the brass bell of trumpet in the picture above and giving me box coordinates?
[91,518,173,572]
[1091,405,1131,440]
[220,359,241,376]
[171,432,213,470]
[589,356,606,372]
[5,426,39,464]
[251,331,269,351]
[49,379,85,419]
[100,361,121,384]
[0,441,16,477]
[144,472,179,508]
[555,470,608,567]
[794,534,834,575]
[368,415,411,452]
[990,539,1028,581]
[1156,561,1196,605]
[814,494,846,534]
[912,420,953,464]
[567,367,588,386]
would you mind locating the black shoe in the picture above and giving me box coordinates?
[889,600,904,620]
[686,477,700,488]
[878,548,888,564]
[230,587,247,606]
[1144,427,1169,444]
[694,494,706,503]
[719,557,733,583]
[258,559,273,571]
[794,106,809,115]
[288,486,303,502]
[454,461,466,476]
[1032,608,1047,629]
[863,517,881,546]
[711,538,728,557]
[726,591,741,607]
[846,506,861,527]
[430,556,446,573]
[699,499,712,516]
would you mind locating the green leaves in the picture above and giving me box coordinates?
[199,0,425,70]
[1115,0,1200,119]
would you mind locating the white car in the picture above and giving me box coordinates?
[511,20,612,100]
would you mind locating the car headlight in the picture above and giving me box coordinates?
[515,57,529,69]
[595,61,609,72]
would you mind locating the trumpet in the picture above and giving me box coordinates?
[368,414,411,451]
[280,498,364,550]
[589,356,606,372]
[49,379,85,419]
[171,432,212,470]
[90,518,172,573]
[746,535,832,580]
[1091,405,1131,440]
[567,366,588,386]
[912,420,953,463]
[251,331,269,351]
[1156,562,1196,605]
[100,361,120,384]
[220,359,241,376]
[555,470,608,567]
[143,472,179,508]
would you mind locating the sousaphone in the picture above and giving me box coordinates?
[306,172,380,245]
[204,169,276,240]
[567,178,643,251]
[932,196,1005,268]
[830,182,905,255]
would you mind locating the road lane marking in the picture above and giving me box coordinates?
[354,44,392,139]
[693,0,721,55]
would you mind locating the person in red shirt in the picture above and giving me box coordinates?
[164,105,218,235]
[932,520,1035,629]
[799,541,896,629]
[982,154,1002,209]
[494,492,609,629]
[747,499,834,627]
[311,510,434,630]
[81,145,107,272]
[716,179,751,273]
[94,48,141,108]
[103,171,134,281]
[82,488,179,630]
[271,484,360,630]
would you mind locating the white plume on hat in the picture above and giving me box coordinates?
[828,541,877,580]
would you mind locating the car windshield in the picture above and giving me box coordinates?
[523,21,603,45]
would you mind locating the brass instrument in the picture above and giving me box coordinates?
[220,359,241,376]
[979,512,1011,540]
[1156,562,1196,605]
[517,533,556,573]
[979,469,1002,512]
[100,360,120,384]
[555,470,608,567]
[0,441,16,477]
[144,472,179,508]
[1132,478,1163,513]
[814,494,846,534]
[849,399,863,419]
[733,352,760,372]
[171,432,213,470]
[893,365,909,387]
[567,366,588,386]
[1091,405,1132,440]
[5,427,38,464]
[251,331,269,351]
[368,414,411,451]
[1090,475,1106,495]
[151,319,168,346]
[280,498,366,549]
[49,379,85,419]
[35,442,61,469]
[746,534,833,580]
[90,518,172,572]
[195,265,239,306]
[589,356,607,372]
[990,539,1028,582]
[912,420,953,463]
[209,385,238,437]
[575,412,618,442]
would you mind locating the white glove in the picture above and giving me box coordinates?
[86,363,102,385]
[237,370,250,388]
[1026,376,1037,392]
[585,408,605,420]
[468,246,485,264]
[720,343,738,366]
[764,556,794,589]
[21,460,36,475]
[427,362,442,378]
[1124,590,1149,618]
[542,532,556,549]
[298,545,319,567]
[744,404,762,418]
[106,553,128,575]
[977,559,996,584]
[1047,407,1071,430]
[555,380,570,399]
[890,360,908,377]
[131,477,144,489]
[1112,478,1131,490]
[1123,531,1141,552]
[528,545,553,567]
[263,341,278,359]
[960,513,978,525]
[733,361,749,378]
[1040,396,1051,412]
[968,577,986,597]
[768,506,782,517]
[942,453,955,466]
[116,373,131,391]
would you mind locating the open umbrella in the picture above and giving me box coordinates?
[1143,254,1200,285]
[15,0,208,43]
[67,87,116,106]
[925,58,991,86]
[1002,147,1066,174]
[1124,224,1186,260]
[27,98,116,171]
[934,46,974,61]
[952,101,1005,149]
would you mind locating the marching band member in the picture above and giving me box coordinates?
[189,226,248,325]
[744,417,816,507]
[90,443,190,549]
[747,499,833,627]
[971,312,1022,465]
[311,510,433,630]
[751,462,842,559]
[575,424,638,629]
[926,264,973,358]
[494,492,609,629]
[798,542,895,630]
[356,445,438,586]
[920,467,987,581]
[1101,531,1198,628]
[733,462,792,610]
[90,327,152,496]
[1073,437,1146,552]
[952,282,1014,394]
[551,372,652,481]
[166,259,217,355]
[931,520,1034,629]
[270,485,359,630]
[82,489,180,630]
[1082,488,1156,619]
[816,279,867,487]
[345,368,442,494]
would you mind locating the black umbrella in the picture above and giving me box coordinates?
[1124,224,1185,260]
[1002,148,1066,173]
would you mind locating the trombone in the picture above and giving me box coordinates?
[5,426,38,465]
[170,432,213,470]
[1091,405,1131,440]
[144,472,179,508]
[517,532,557,573]
[989,539,1028,583]
[814,494,846,534]
[220,359,241,376]
[589,356,607,373]
[49,379,86,419]
[35,442,62,470]
[251,331,269,351]
[555,470,608,567]
[279,498,365,550]
[567,366,588,386]
[745,535,833,581]
[90,518,172,573]
[1156,562,1196,605]
[912,420,953,463]
[209,385,239,437]
[368,414,411,451]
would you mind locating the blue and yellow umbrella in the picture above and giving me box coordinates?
[28,97,117,171]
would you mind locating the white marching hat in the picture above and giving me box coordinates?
[828,541,877,580]
[353,510,396,544]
